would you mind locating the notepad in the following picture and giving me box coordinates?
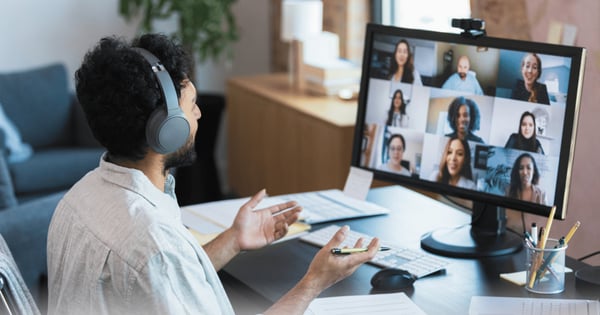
[304,292,426,315]
[499,267,573,286]
[469,296,600,315]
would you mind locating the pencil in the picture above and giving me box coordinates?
[564,221,581,244]
[538,205,556,250]
[538,221,581,279]
[528,206,556,288]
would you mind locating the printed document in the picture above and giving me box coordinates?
[469,296,600,315]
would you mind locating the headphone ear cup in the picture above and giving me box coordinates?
[146,107,190,154]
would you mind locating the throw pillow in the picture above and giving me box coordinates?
[0,102,33,163]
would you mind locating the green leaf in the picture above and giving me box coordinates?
[118,0,239,62]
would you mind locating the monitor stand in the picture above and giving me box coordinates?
[421,202,523,258]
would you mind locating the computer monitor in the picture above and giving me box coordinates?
[352,23,586,258]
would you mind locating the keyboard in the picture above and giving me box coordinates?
[274,189,390,224]
[300,224,449,278]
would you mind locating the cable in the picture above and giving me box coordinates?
[520,212,526,234]
[578,250,600,262]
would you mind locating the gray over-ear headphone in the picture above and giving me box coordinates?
[134,47,190,154]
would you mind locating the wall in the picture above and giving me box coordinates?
[526,0,600,266]
[473,0,600,265]
[0,0,271,195]
[0,0,271,93]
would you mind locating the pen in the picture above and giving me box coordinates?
[271,206,298,217]
[531,222,538,246]
[535,237,565,281]
[331,247,390,255]
[524,231,534,245]
[538,222,581,280]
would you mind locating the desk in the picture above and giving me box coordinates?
[222,185,598,315]
[226,74,357,196]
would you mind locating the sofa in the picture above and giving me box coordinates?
[0,63,104,307]
[0,63,104,203]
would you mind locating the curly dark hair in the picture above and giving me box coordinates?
[446,96,481,132]
[75,33,191,161]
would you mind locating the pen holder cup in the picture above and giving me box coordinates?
[525,239,567,294]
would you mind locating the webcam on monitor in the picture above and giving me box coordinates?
[452,18,486,38]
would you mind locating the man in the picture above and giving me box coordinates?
[47,34,379,315]
[441,55,484,95]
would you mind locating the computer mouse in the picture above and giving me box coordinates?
[370,268,416,291]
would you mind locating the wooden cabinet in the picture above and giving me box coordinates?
[226,74,357,196]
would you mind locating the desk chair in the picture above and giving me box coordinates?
[0,234,40,315]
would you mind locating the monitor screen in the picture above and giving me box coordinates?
[352,23,586,257]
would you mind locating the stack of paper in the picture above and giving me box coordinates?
[300,31,361,96]
[302,59,361,96]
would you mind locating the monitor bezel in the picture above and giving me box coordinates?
[352,23,586,220]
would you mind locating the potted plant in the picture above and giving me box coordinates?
[118,0,239,79]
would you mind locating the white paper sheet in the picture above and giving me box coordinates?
[342,166,373,201]
[469,296,600,315]
[304,292,427,315]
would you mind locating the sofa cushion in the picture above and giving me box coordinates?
[0,64,72,148]
[0,102,33,163]
[0,191,64,297]
[0,153,17,209]
[9,148,104,196]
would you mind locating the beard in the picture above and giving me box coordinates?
[163,137,197,171]
[458,71,467,79]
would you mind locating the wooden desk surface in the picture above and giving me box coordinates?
[227,74,357,127]
[222,186,599,315]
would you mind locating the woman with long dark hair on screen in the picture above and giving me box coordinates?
[429,137,476,189]
[511,53,550,105]
[386,89,409,127]
[389,39,422,85]
[505,111,545,154]
[506,153,547,204]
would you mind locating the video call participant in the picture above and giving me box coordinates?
[389,39,422,85]
[445,96,484,143]
[504,111,545,154]
[506,153,547,205]
[386,89,409,127]
[47,34,379,315]
[511,53,550,105]
[429,137,476,189]
[441,55,484,95]
[378,134,411,176]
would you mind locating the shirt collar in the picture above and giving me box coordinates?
[98,152,178,208]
